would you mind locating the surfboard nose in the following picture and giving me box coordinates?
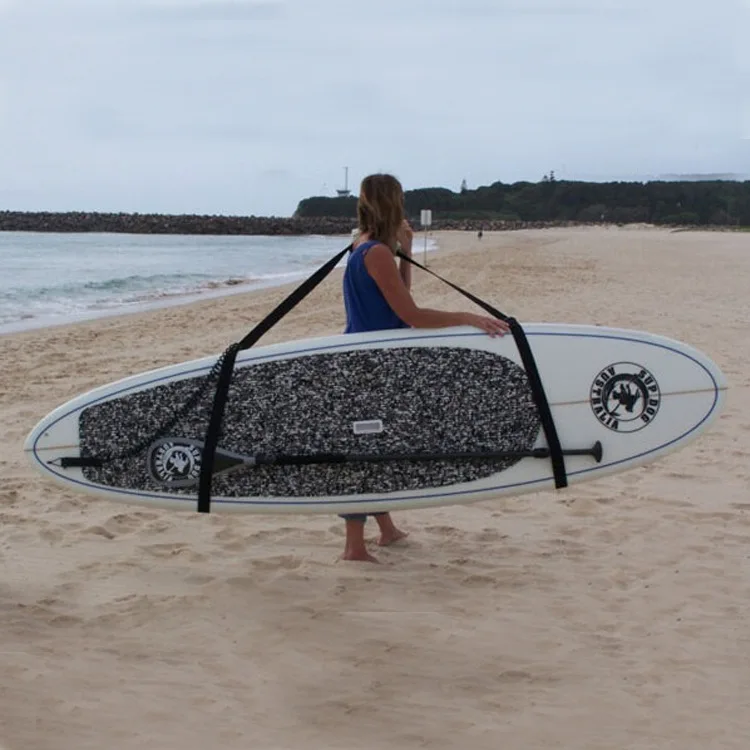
[680,338,729,392]
[23,411,66,456]
[23,416,46,453]
[706,356,728,391]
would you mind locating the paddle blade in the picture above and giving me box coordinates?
[147,438,245,488]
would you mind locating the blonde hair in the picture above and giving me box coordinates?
[357,173,405,249]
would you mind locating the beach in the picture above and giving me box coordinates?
[1,226,749,749]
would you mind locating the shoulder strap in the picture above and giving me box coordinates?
[196,243,352,512]
[396,251,568,490]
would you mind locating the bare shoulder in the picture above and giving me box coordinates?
[362,242,395,266]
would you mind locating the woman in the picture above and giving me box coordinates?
[339,173,510,562]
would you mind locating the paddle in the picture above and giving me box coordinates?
[144,438,603,488]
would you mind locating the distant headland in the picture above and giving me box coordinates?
[295,175,750,229]
[1,176,748,234]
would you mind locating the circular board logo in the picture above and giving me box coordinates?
[590,362,661,432]
[149,441,203,486]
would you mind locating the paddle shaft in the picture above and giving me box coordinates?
[58,441,602,472]
[222,442,603,469]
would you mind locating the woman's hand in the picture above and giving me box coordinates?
[396,220,413,254]
[463,313,511,337]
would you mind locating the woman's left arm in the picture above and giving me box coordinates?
[397,221,413,290]
[398,251,412,290]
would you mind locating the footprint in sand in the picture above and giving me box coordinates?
[139,542,206,562]
[0,480,25,506]
[248,554,303,571]
[474,528,510,543]
[38,525,66,544]
[540,538,588,559]
[21,597,84,628]
[249,527,329,544]
[458,572,505,587]
[184,573,216,585]
[105,511,162,535]
[80,511,167,541]
[81,525,116,540]
[212,527,248,552]
[51,496,88,512]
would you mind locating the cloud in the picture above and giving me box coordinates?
[0,0,744,216]
[134,0,284,22]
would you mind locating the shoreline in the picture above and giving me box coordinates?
[0,262,335,337]
[0,234,437,337]
[0,272,310,336]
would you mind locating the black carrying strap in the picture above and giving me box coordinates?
[396,251,568,490]
[196,244,352,512]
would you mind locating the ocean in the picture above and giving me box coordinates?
[0,231,436,335]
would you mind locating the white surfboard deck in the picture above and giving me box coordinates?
[24,323,727,514]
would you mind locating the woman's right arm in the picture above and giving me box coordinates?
[364,243,510,337]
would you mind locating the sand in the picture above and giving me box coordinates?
[1,226,748,750]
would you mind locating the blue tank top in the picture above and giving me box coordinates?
[343,240,409,333]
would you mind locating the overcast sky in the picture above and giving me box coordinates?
[0,0,747,216]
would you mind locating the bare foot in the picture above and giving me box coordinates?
[375,513,409,547]
[340,549,380,563]
[377,528,409,547]
[341,518,380,562]
[374,512,409,547]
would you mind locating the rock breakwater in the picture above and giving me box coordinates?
[1,211,596,236]
[0,212,356,235]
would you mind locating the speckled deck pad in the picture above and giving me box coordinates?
[79,347,541,498]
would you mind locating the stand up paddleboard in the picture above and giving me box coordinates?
[24,323,726,514]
